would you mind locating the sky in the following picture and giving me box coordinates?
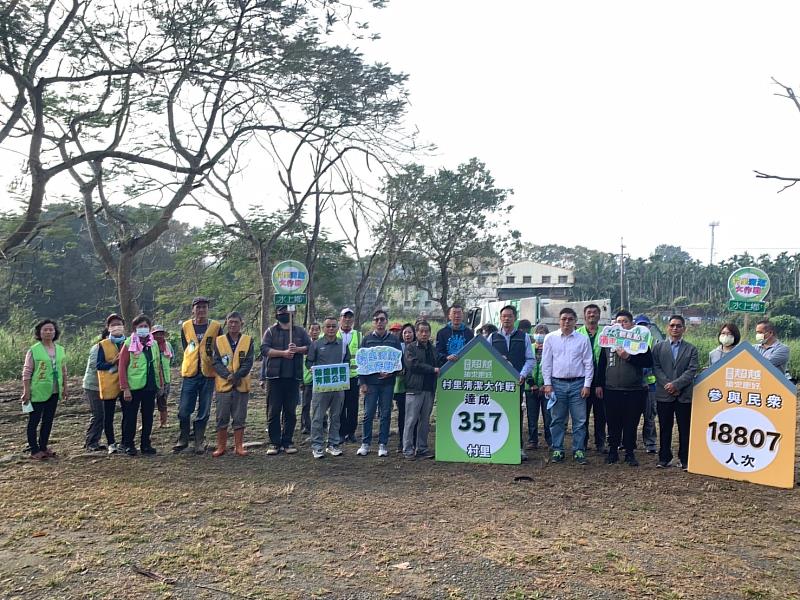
[357,0,800,261]
[2,0,800,263]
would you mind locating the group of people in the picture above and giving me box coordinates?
[20,297,791,468]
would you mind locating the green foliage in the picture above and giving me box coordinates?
[769,315,800,338]
[770,295,800,318]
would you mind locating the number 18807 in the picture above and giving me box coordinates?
[708,421,780,451]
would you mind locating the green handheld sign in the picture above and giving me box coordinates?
[727,267,770,302]
[272,260,309,294]
[435,336,521,464]
[274,294,307,305]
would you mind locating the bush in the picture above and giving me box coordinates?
[769,314,800,339]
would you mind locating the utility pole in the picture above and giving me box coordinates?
[619,237,626,309]
[709,221,720,265]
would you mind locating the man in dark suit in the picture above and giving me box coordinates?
[652,314,698,470]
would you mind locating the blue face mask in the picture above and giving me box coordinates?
[109,334,126,343]
[533,334,545,344]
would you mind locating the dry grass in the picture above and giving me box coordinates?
[0,376,798,599]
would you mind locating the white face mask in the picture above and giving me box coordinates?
[719,334,734,347]
[755,332,766,343]
[136,327,150,337]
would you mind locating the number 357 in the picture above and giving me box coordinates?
[458,411,501,432]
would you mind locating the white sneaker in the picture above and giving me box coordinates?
[107,443,118,455]
[378,444,389,457]
[356,443,370,456]
[312,448,325,459]
[326,446,343,456]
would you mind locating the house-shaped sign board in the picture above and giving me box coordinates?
[688,342,797,489]
[435,335,521,464]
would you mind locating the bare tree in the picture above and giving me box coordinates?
[754,77,800,192]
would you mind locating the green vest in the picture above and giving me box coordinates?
[160,341,173,385]
[577,325,602,365]
[336,329,362,379]
[126,337,161,391]
[644,335,656,385]
[30,342,66,402]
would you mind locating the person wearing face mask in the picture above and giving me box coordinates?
[21,319,68,460]
[525,323,551,450]
[709,323,741,366]
[96,314,126,453]
[260,305,311,455]
[393,323,416,453]
[151,325,174,428]
[118,315,163,456]
[754,319,790,374]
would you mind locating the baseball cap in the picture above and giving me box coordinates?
[340,307,354,316]
[105,313,124,325]
[633,314,651,326]
[151,324,166,334]
[191,296,212,307]
[388,322,403,331]
[275,304,289,312]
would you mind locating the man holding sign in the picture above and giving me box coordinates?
[260,305,311,455]
[306,317,349,458]
[356,309,402,457]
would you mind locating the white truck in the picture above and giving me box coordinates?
[466,297,613,332]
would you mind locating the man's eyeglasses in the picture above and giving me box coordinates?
[373,316,387,322]
[668,323,684,328]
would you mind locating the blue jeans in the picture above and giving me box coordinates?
[362,383,394,445]
[178,375,214,426]
[549,378,587,453]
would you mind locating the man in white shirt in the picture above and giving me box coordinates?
[541,307,594,464]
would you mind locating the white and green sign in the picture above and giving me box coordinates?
[271,260,309,295]
[727,300,766,314]
[728,267,770,302]
[598,324,652,354]
[435,336,521,464]
[355,346,402,375]
[274,293,307,306]
[311,363,350,392]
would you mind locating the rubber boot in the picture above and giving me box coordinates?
[194,422,207,455]
[234,429,248,457]
[172,419,190,452]
[212,429,227,457]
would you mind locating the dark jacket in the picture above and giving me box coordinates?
[652,339,699,403]
[597,347,652,391]
[435,323,474,366]
[358,330,402,387]
[404,340,438,393]
[260,324,311,380]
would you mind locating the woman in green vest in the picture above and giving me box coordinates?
[21,319,68,461]
[118,315,162,456]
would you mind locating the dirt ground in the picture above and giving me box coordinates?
[0,374,798,600]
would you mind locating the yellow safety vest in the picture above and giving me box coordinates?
[97,338,123,400]
[214,334,252,393]
[181,320,221,378]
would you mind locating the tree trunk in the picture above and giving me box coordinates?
[117,250,140,324]
[258,247,271,336]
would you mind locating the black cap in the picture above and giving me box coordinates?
[192,296,212,307]
[275,304,289,312]
[106,313,124,325]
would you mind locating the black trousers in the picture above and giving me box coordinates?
[657,400,692,466]
[586,387,607,449]
[103,397,118,445]
[300,384,313,432]
[604,389,645,454]
[267,377,299,446]
[394,392,406,449]
[339,377,359,439]
[27,393,58,454]
[121,388,156,449]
